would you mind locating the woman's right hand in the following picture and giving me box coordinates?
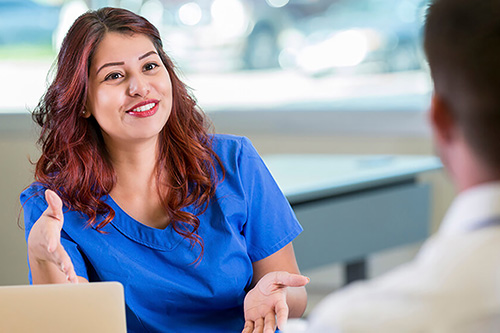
[27,189,79,284]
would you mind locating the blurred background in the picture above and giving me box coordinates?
[0,0,454,313]
[1,0,432,112]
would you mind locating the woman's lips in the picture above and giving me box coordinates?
[126,100,159,118]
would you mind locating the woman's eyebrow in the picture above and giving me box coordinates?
[139,50,157,60]
[96,61,124,75]
[95,51,157,75]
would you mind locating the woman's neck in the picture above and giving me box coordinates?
[105,137,159,193]
[104,137,171,229]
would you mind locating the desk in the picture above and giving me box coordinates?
[263,154,442,284]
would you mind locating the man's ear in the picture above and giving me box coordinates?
[429,93,456,143]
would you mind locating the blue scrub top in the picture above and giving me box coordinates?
[22,134,303,333]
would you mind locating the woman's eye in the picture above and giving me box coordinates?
[144,63,158,71]
[104,72,123,81]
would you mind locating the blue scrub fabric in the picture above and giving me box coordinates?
[22,134,303,333]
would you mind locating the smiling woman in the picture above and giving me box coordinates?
[85,33,172,145]
[21,7,308,333]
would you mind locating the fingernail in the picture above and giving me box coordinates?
[61,263,65,272]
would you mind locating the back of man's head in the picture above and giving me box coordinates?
[425,0,500,168]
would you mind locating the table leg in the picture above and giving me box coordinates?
[345,259,366,285]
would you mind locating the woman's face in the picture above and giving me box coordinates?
[86,32,172,147]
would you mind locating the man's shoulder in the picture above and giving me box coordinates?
[306,231,500,331]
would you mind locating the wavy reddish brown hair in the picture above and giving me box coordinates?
[32,7,224,259]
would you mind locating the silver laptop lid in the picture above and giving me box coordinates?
[0,281,127,333]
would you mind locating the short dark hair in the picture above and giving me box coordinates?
[424,0,500,167]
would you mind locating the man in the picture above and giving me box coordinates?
[285,0,500,331]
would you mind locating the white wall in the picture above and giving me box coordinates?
[0,117,40,285]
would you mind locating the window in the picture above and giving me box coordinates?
[0,0,432,133]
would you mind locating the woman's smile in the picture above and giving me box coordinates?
[126,99,159,117]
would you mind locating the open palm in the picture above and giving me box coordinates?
[243,271,309,333]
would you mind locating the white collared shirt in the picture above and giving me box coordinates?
[439,181,500,235]
[285,182,500,333]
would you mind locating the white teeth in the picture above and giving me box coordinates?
[131,102,155,112]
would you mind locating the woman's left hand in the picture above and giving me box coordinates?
[242,271,310,333]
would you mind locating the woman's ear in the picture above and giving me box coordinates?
[429,93,456,144]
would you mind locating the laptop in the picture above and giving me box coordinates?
[0,281,127,333]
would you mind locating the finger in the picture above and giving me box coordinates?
[67,270,79,284]
[242,321,254,333]
[61,256,78,284]
[44,190,64,253]
[44,190,64,221]
[253,318,264,333]
[52,244,78,284]
[263,312,276,333]
[275,299,289,330]
[274,271,310,288]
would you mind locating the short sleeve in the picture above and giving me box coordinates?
[21,186,89,282]
[237,137,303,262]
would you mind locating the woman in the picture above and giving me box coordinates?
[21,7,308,333]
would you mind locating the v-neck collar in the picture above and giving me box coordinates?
[104,195,188,251]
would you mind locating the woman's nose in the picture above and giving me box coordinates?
[128,75,150,97]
